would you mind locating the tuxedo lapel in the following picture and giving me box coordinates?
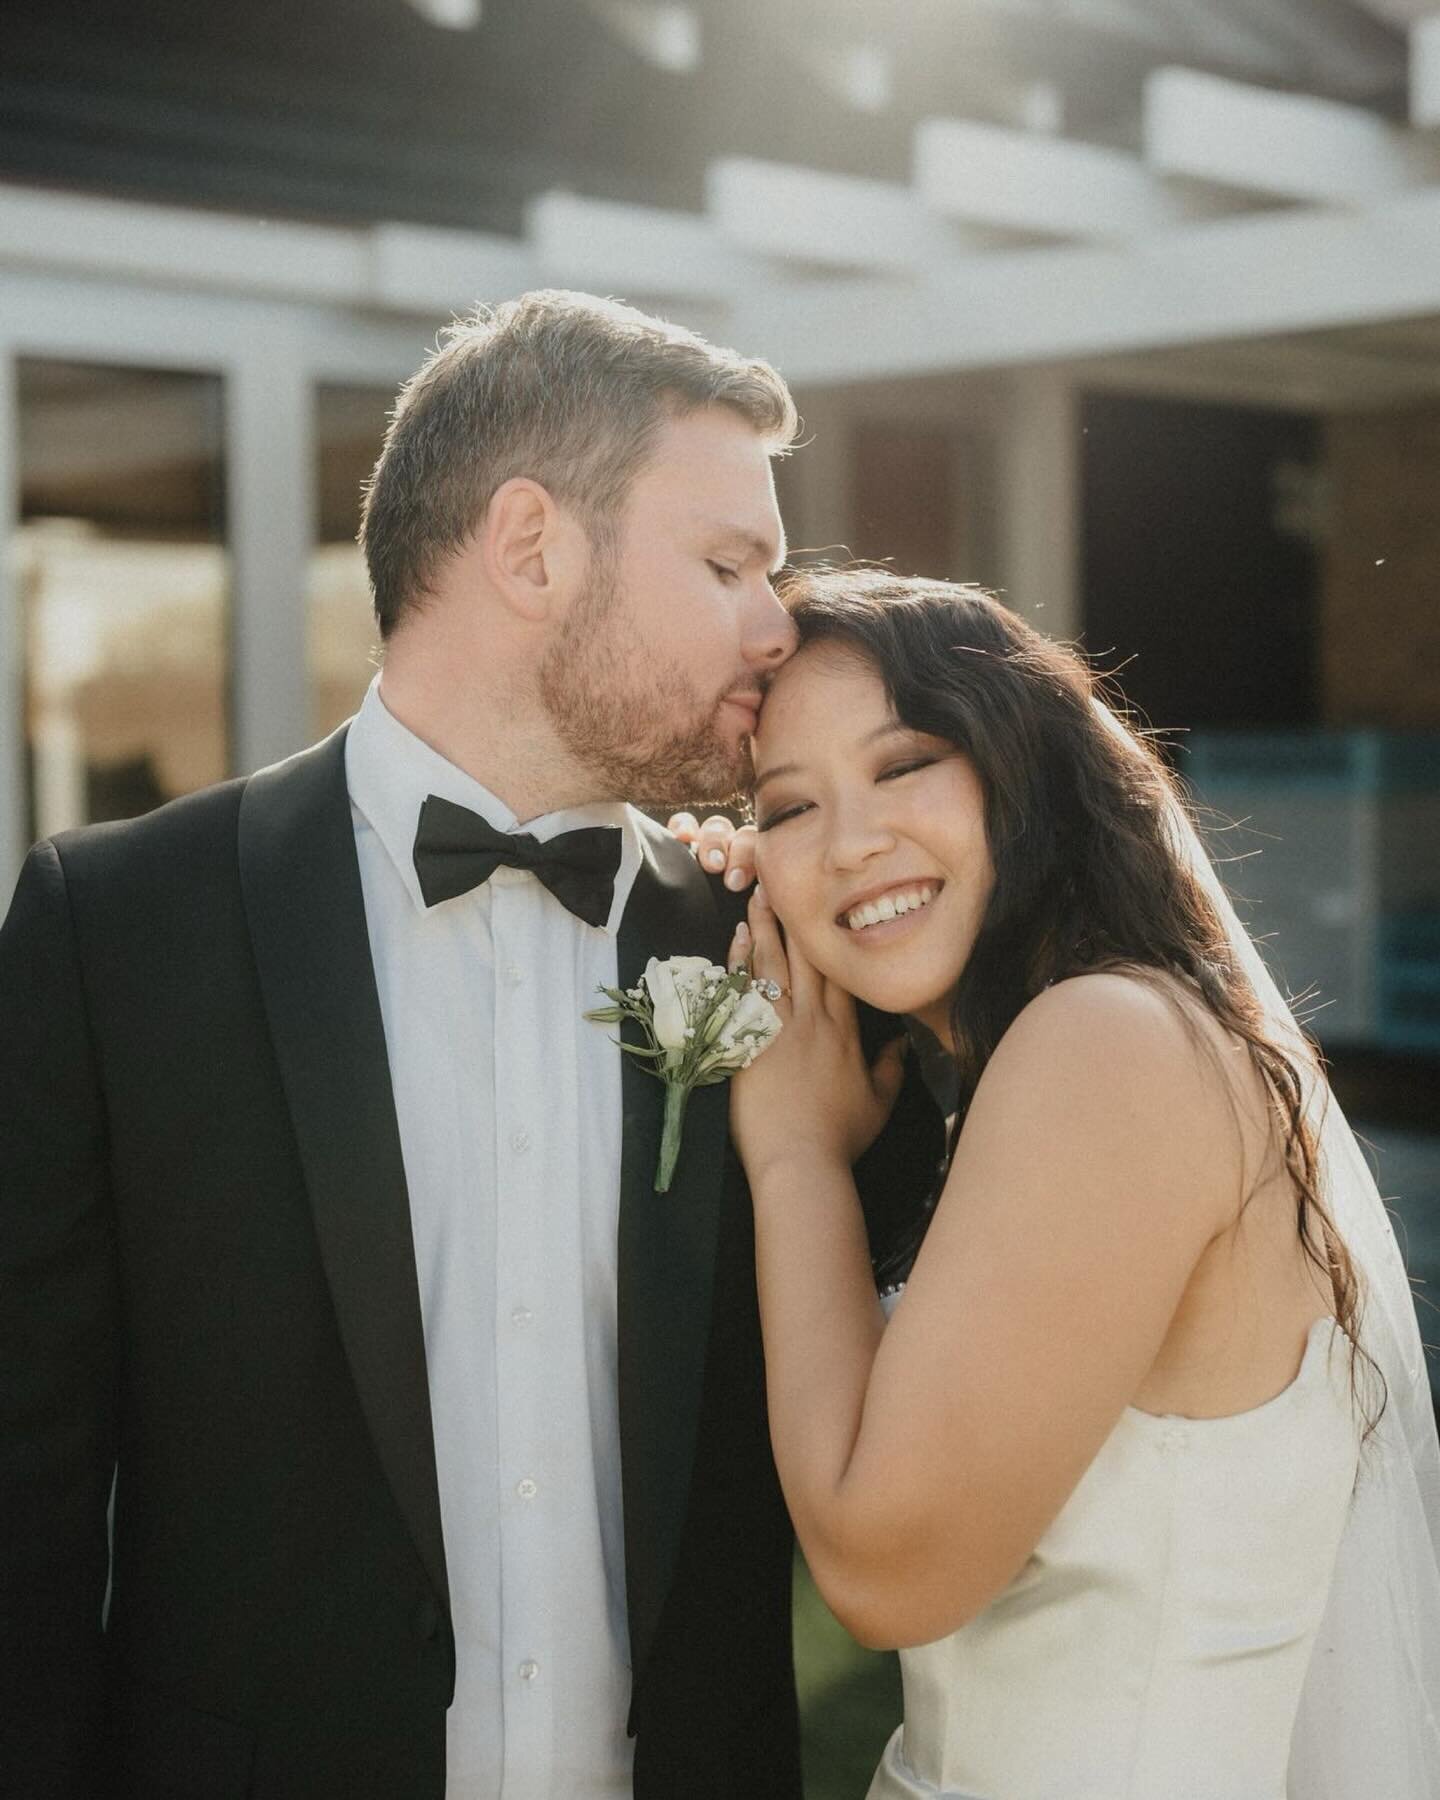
[237,727,449,1623]
[616,821,734,1689]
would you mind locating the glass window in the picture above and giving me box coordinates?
[311,385,392,740]
[18,360,227,840]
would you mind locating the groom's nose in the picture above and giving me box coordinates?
[741,579,799,672]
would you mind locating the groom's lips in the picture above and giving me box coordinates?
[721,693,763,733]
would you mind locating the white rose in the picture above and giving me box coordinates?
[642,956,716,1054]
[642,959,688,1052]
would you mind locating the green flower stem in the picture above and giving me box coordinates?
[655,1080,691,1194]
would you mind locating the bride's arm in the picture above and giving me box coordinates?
[735,925,1240,1651]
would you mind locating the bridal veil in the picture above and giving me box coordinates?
[1161,751,1440,1797]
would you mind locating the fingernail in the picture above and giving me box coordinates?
[725,868,748,890]
[753,881,769,908]
[733,921,750,942]
[705,849,725,870]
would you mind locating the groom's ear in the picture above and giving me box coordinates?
[480,476,587,624]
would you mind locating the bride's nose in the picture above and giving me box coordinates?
[823,792,896,873]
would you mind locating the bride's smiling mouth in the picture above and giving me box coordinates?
[836,880,944,936]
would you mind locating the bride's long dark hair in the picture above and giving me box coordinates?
[777,566,1367,1377]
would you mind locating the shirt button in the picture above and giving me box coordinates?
[511,1306,534,1328]
[516,1477,538,1500]
[519,1660,540,1682]
[510,1129,532,1154]
[503,963,524,987]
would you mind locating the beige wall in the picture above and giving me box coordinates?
[1323,405,1440,729]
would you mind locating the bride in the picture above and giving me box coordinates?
[689,568,1440,1799]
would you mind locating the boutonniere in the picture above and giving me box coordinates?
[585,956,783,1192]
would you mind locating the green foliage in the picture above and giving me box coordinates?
[793,1553,902,1800]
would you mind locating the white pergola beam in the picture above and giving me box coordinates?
[914,116,1240,243]
[0,184,369,304]
[1145,65,1440,202]
[1414,16,1440,128]
[0,185,538,317]
[707,158,985,273]
[734,185,1440,383]
[589,2,701,73]
[525,189,777,301]
[369,223,537,314]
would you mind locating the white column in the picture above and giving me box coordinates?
[999,368,1080,641]
[226,323,314,775]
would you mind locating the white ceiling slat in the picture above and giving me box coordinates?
[525,189,781,302]
[588,2,702,73]
[403,0,483,28]
[368,224,537,314]
[732,187,1440,384]
[706,158,987,274]
[0,184,370,304]
[1414,15,1440,128]
[0,186,543,317]
[913,116,1242,244]
[1144,65,1440,201]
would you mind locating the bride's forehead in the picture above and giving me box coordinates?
[761,642,884,721]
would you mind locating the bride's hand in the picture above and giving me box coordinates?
[728,885,907,1184]
[665,811,758,893]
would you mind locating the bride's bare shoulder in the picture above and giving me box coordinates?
[995,966,1223,1067]
[964,968,1256,1222]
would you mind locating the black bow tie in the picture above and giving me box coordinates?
[412,794,622,929]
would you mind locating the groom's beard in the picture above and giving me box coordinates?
[538,552,751,808]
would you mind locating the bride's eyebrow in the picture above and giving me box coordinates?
[752,719,909,794]
[752,761,800,796]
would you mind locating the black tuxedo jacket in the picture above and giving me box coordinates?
[0,727,943,1800]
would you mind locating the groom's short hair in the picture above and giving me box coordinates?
[360,289,799,638]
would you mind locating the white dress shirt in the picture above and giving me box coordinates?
[345,679,644,1799]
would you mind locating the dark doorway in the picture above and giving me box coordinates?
[1080,391,1321,731]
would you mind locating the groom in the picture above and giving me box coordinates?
[0,292,818,1799]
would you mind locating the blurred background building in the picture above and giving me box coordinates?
[2,1,1437,1790]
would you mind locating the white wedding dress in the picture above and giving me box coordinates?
[867,1300,1363,1800]
[855,721,1440,1796]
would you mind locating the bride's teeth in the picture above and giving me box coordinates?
[844,884,938,930]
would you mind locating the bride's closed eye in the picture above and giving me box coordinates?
[756,800,810,832]
[878,757,937,782]
[756,757,940,831]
